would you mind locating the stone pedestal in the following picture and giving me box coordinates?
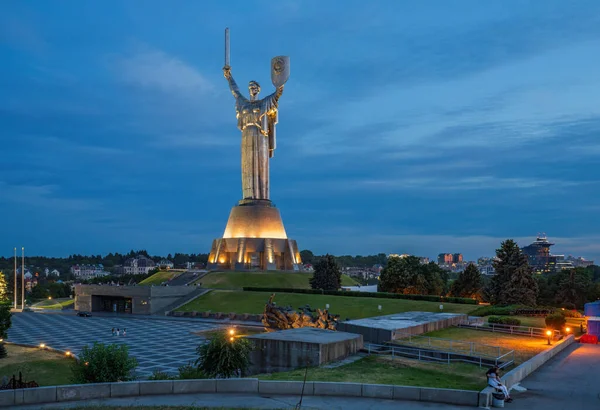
[207,200,301,271]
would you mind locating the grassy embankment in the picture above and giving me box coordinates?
[0,344,74,386]
[257,355,486,391]
[31,298,74,310]
[193,271,359,289]
[139,271,180,286]
[177,290,477,320]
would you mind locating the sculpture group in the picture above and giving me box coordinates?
[262,294,340,331]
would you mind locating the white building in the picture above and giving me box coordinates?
[124,255,156,275]
[71,264,109,280]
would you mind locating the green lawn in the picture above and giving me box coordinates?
[421,327,550,364]
[31,298,74,310]
[257,355,486,391]
[195,271,358,290]
[176,290,477,319]
[0,344,74,386]
[139,271,180,286]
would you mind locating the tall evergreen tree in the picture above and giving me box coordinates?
[491,240,538,306]
[378,256,443,295]
[310,254,341,290]
[450,263,483,298]
[0,272,7,301]
[555,268,592,308]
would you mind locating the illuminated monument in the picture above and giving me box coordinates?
[207,28,301,271]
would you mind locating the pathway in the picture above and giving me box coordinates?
[7,311,219,376]
[12,392,473,410]
[511,343,600,410]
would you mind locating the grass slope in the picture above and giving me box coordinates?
[257,355,486,391]
[139,271,179,286]
[177,290,476,319]
[197,271,358,289]
[31,298,74,310]
[0,345,74,386]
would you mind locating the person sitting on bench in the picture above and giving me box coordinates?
[486,366,512,402]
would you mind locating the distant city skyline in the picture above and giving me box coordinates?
[2,2,600,262]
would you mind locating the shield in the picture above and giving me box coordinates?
[271,56,290,87]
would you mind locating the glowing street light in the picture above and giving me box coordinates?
[565,327,571,333]
[546,330,552,345]
[65,351,71,357]
[229,337,234,342]
[229,329,235,336]
[39,343,46,349]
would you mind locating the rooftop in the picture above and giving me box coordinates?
[340,311,466,331]
[246,327,361,343]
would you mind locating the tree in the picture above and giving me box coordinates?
[0,272,7,301]
[0,302,11,339]
[554,268,592,308]
[195,331,252,378]
[491,240,538,306]
[310,254,341,290]
[379,256,443,295]
[71,342,138,383]
[299,250,314,265]
[450,263,483,299]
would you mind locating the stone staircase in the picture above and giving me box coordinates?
[161,288,210,315]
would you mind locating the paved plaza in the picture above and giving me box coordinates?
[7,312,219,377]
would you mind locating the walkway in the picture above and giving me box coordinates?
[12,392,472,410]
[511,343,600,410]
[7,312,219,376]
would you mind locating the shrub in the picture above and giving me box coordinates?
[177,363,206,379]
[0,343,7,359]
[148,370,174,380]
[488,316,521,326]
[71,342,138,383]
[545,313,567,330]
[195,331,252,378]
[0,302,12,339]
[560,309,583,318]
[469,305,522,317]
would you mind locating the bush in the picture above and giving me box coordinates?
[488,316,521,326]
[545,313,567,330]
[466,305,521,317]
[148,370,174,380]
[560,309,583,318]
[71,342,138,383]
[177,363,206,379]
[242,287,478,305]
[0,343,6,359]
[0,302,12,339]
[195,331,252,378]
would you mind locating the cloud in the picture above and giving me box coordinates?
[114,46,213,94]
[0,182,98,212]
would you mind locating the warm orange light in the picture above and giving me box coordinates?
[229,329,235,336]
[84,361,89,366]
[39,343,46,349]
[48,296,52,300]
[219,257,226,264]
[565,327,571,333]
[65,351,71,356]
[229,337,234,342]
[546,330,552,336]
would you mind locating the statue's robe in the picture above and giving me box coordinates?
[227,76,282,200]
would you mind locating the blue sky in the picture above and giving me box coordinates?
[1,1,600,261]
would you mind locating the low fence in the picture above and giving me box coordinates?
[458,323,561,338]
[0,379,485,408]
[365,342,515,369]
[392,332,512,359]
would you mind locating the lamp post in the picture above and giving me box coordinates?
[13,248,17,310]
[546,330,552,345]
[21,247,24,310]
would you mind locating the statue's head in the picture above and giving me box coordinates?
[248,81,261,99]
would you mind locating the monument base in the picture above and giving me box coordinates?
[207,200,302,271]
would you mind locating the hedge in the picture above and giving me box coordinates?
[469,305,555,317]
[241,287,478,305]
[488,316,522,326]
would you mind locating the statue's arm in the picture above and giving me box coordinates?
[223,66,243,100]
[264,85,284,113]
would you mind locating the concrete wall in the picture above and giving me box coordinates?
[74,285,198,315]
[246,334,363,375]
[0,379,483,408]
[478,335,575,408]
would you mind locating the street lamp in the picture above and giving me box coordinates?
[565,327,571,334]
[546,330,552,345]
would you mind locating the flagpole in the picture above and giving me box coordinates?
[21,247,25,309]
[13,247,17,310]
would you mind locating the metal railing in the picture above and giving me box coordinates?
[392,332,511,358]
[365,342,515,369]
[457,323,561,338]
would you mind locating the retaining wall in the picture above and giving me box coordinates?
[0,379,484,408]
[478,335,574,408]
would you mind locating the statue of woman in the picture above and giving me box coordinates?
[223,65,284,201]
